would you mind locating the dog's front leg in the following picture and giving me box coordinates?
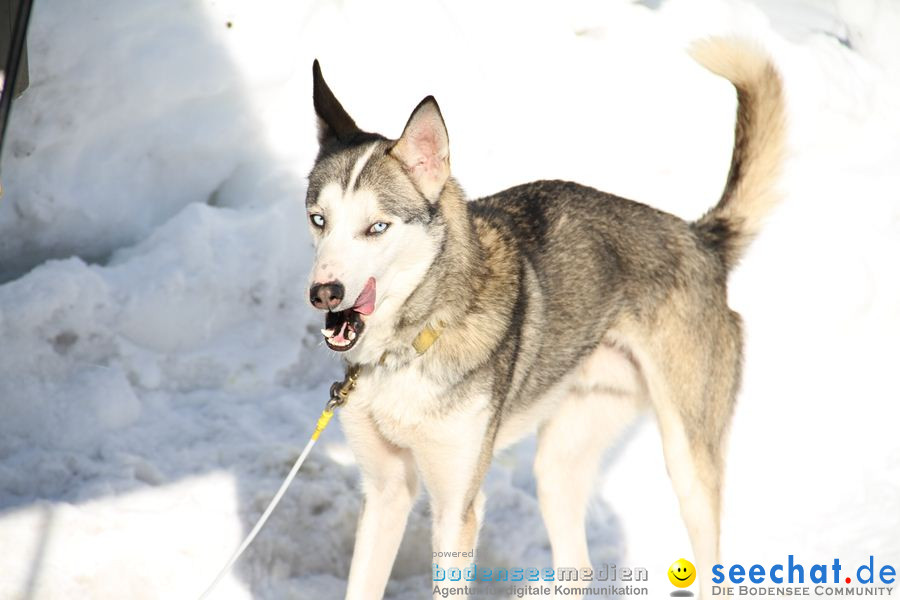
[415,403,494,600]
[341,407,419,600]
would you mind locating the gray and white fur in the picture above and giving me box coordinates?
[304,37,786,599]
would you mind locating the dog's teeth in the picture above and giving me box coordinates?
[347,330,356,340]
[321,328,334,338]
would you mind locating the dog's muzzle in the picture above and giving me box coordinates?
[315,277,376,352]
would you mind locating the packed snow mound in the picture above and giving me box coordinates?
[0,199,339,501]
[0,0,286,280]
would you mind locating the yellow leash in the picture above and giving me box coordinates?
[313,364,360,438]
[198,365,359,599]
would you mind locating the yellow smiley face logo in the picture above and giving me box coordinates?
[668,558,696,588]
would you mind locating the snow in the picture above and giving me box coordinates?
[1,0,898,598]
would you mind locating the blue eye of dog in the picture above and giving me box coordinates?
[368,222,390,235]
[310,214,325,228]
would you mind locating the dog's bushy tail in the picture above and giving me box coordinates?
[690,37,787,271]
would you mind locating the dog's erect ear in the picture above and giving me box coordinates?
[390,96,450,202]
[313,59,361,145]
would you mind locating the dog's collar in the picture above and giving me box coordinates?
[377,320,446,366]
[412,321,445,355]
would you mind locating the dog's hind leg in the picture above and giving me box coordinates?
[535,390,641,596]
[635,312,741,600]
[652,397,723,600]
[341,408,419,600]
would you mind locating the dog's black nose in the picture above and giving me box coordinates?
[310,282,344,310]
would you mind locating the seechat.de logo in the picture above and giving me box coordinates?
[711,555,897,597]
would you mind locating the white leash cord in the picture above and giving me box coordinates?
[198,434,319,599]
[198,365,359,599]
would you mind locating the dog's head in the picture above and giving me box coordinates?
[305,61,451,359]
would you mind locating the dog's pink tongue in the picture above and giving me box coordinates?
[353,277,376,315]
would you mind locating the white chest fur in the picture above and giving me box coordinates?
[343,362,459,448]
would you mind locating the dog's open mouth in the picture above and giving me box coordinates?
[321,277,376,352]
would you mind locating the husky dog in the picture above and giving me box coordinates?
[305,38,784,599]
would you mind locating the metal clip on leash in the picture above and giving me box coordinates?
[325,363,359,414]
[198,364,360,599]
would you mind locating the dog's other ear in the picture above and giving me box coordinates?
[390,96,450,202]
[313,59,361,145]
